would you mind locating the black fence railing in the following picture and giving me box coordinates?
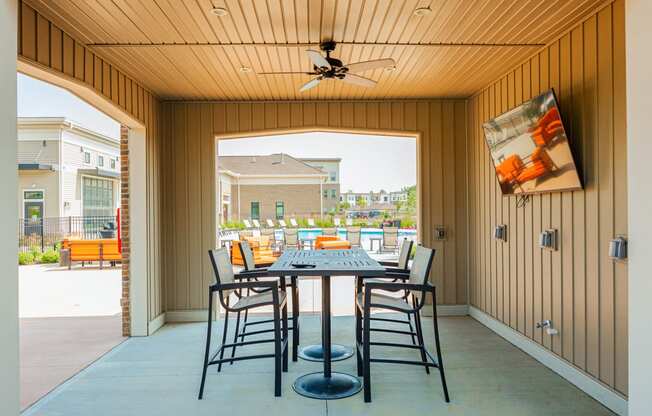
[18,216,118,253]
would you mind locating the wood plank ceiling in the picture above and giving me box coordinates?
[26,0,609,101]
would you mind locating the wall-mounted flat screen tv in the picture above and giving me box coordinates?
[483,89,582,195]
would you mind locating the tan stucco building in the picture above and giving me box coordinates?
[217,154,340,223]
[17,117,120,220]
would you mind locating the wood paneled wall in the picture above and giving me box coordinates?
[17,1,164,323]
[466,0,627,395]
[159,100,468,312]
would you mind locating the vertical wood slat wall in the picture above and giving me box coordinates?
[17,1,164,323]
[466,0,627,396]
[159,100,468,312]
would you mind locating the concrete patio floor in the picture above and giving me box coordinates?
[22,314,613,416]
[19,264,124,410]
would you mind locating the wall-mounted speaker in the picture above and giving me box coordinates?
[539,229,557,250]
[494,224,507,242]
[434,225,446,241]
[609,236,627,260]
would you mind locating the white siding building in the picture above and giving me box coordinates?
[17,117,120,220]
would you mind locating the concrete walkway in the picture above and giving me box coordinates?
[19,264,125,410]
[22,315,613,416]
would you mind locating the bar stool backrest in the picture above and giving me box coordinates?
[410,246,436,305]
[238,240,256,271]
[397,239,414,270]
[208,248,236,302]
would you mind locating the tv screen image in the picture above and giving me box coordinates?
[482,89,582,195]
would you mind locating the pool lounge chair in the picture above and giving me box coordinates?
[278,219,287,228]
[243,219,253,229]
[266,219,276,228]
[322,227,337,236]
[333,218,341,227]
[252,219,261,229]
[290,218,298,227]
[345,218,353,226]
[346,227,361,248]
[307,218,316,227]
[381,227,399,253]
[283,228,299,249]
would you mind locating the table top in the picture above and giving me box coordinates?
[267,249,386,277]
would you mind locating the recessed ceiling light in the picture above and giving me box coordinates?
[210,7,229,17]
[239,66,252,73]
[385,66,397,72]
[414,7,432,16]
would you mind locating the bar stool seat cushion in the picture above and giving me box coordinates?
[356,291,413,312]
[233,290,287,311]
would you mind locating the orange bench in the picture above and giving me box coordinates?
[61,239,121,269]
[315,235,352,250]
[231,237,277,267]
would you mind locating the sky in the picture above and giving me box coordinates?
[219,132,416,193]
[17,73,120,139]
[17,73,416,193]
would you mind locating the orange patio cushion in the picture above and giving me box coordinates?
[317,240,352,250]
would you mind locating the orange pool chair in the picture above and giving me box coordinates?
[231,237,277,267]
[516,147,556,183]
[315,235,352,250]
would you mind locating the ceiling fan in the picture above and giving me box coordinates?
[256,41,396,92]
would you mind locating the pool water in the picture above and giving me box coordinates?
[275,228,417,248]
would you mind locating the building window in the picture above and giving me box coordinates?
[82,177,114,217]
[250,201,260,220]
[330,172,336,182]
[110,158,116,169]
[323,190,328,198]
[98,155,104,167]
[275,201,284,220]
[330,189,337,198]
[84,151,91,164]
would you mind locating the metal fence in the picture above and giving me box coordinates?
[18,216,118,253]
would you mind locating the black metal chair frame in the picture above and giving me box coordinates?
[355,247,450,403]
[199,249,289,399]
[361,239,416,344]
[234,241,301,362]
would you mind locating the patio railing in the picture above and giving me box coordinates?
[18,216,117,253]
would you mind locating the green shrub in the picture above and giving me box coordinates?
[40,249,60,264]
[315,218,334,228]
[296,218,309,228]
[19,251,35,265]
[400,217,416,229]
[223,220,245,230]
[29,246,42,263]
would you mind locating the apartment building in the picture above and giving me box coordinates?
[17,117,120,221]
[299,157,341,213]
[217,153,331,223]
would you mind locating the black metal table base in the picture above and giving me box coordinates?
[292,372,362,400]
[298,344,354,362]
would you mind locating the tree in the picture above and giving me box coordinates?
[406,185,417,213]
[356,196,367,208]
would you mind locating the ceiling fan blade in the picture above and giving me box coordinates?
[341,73,377,88]
[299,77,322,92]
[257,72,317,75]
[345,58,396,73]
[306,50,331,69]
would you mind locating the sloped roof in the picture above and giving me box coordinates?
[218,154,327,176]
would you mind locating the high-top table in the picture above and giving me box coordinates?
[267,249,385,399]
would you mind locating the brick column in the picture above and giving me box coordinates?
[120,125,130,337]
